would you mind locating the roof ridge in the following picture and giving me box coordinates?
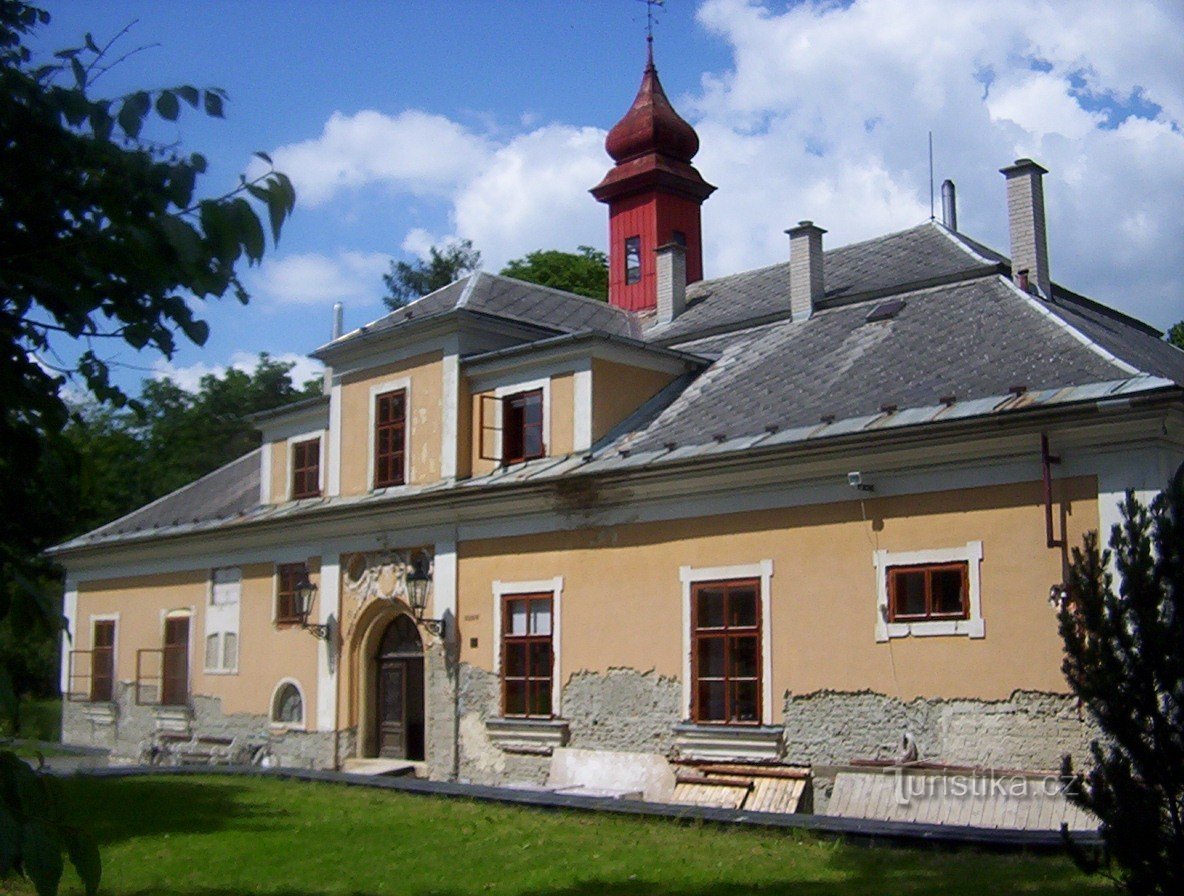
[928,220,1001,266]
[487,270,635,318]
[456,270,482,308]
[997,274,1144,378]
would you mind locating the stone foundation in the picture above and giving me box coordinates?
[782,689,1098,770]
[62,682,339,769]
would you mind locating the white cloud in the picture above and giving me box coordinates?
[253,250,390,306]
[152,351,324,394]
[267,110,491,207]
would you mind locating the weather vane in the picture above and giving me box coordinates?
[638,0,665,45]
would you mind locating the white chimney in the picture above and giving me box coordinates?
[655,242,687,325]
[941,179,957,231]
[323,302,343,395]
[1000,159,1050,299]
[787,220,825,321]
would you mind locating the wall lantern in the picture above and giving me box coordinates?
[405,553,444,637]
[293,568,331,641]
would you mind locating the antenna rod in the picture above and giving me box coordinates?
[928,131,935,220]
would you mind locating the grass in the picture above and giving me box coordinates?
[0,697,62,742]
[0,774,1106,896]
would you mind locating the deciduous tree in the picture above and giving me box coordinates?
[382,239,481,309]
[0,3,295,892]
[500,246,608,301]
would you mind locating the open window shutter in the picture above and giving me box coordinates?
[479,393,503,461]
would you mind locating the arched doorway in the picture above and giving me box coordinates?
[373,615,424,760]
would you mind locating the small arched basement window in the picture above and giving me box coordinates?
[271,681,304,727]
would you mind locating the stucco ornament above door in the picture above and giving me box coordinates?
[343,548,434,609]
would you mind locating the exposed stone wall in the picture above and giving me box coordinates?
[455,665,681,785]
[425,637,458,781]
[782,689,1099,770]
[563,669,681,755]
[62,682,339,769]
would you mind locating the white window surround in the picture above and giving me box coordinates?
[873,541,985,642]
[259,441,273,504]
[489,377,551,465]
[491,576,564,716]
[366,376,412,491]
[285,429,326,500]
[205,568,240,674]
[269,677,307,730]
[679,560,774,726]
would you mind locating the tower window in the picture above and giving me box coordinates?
[624,236,641,284]
[672,230,686,247]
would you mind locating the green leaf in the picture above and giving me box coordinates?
[178,315,210,347]
[177,85,200,107]
[203,89,224,118]
[160,216,202,267]
[254,151,272,166]
[156,90,180,121]
[117,98,143,140]
[84,33,99,53]
[234,199,265,263]
[69,57,85,90]
[63,828,101,896]
[21,820,63,896]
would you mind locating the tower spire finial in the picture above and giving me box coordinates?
[640,0,663,67]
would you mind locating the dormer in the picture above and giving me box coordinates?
[253,395,331,505]
[462,333,705,477]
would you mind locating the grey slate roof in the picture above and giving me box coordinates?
[646,222,1001,344]
[321,271,637,355]
[81,449,261,540]
[621,275,1135,453]
[53,221,1184,555]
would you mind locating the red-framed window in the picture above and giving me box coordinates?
[374,389,407,488]
[275,563,306,624]
[291,437,321,499]
[887,562,969,622]
[691,579,761,724]
[501,389,545,465]
[90,620,115,702]
[501,593,553,718]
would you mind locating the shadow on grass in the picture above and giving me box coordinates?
[66,777,280,847]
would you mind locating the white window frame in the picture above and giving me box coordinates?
[286,429,326,500]
[269,677,307,731]
[489,377,551,465]
[492,576,563,716]
[204,568,241,674]
[873,541,985,641]
[680,560,774,726]
[367,376,413,490]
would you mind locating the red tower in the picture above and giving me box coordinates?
[592,43,715,313]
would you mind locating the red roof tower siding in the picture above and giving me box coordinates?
[592,44,715,313]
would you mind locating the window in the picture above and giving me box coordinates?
[90,620,115,702]
[672,230,687,247]
[205,568,241,673]
[271,681,304,727]
[374,389,407,488]
[624,235,641,284]
[502,389,545,464]
[275,563,307,624]
[873,542,984,640]
[501,593,553,718]
[291,437,321,498]
[888,563,968,622]
[161,614,190,706]
[691,579,761,724]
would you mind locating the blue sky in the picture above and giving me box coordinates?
[35,0,1184,395]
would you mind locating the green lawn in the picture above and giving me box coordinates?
[8,774,1104,895]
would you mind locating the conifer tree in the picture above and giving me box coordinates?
[1057,463,1184,894]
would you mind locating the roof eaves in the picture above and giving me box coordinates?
[247,394,330,425]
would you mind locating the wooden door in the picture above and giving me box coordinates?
[161,616,189,706]
[377,659,407,758]
[90,620,115,702]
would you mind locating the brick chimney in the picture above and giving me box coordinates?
[786,221,826,321]
[1000,159,1050,298]
[655,242,687,324]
